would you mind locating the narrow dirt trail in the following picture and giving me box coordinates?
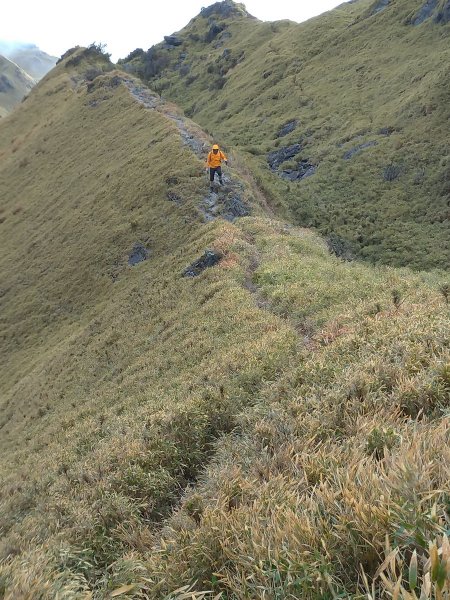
[120,75,305,338]
[121,76,252,222]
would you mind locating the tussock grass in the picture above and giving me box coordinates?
[0,43,449,599]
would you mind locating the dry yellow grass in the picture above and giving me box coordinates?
[0,45,449,599]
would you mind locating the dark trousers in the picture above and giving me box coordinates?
[209,166,222,182]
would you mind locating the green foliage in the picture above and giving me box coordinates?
[366,426,400,459]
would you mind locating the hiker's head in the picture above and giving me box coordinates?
[212,144,219,154]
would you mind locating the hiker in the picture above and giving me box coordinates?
[206,144,228,190]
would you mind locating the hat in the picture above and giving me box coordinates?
[212,144,219,150]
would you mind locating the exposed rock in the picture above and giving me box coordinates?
[268,144,316,181]
[276,120,298,138]
[280,161,316,181]
[343,140,378,160]
[166,191,183,204]
[128,243,149,266]
[164,36,183,47]
[412,0,438,24]
[223,194,251,221]
[183,250,223,277]
[205,23,225,43]
[200,0,250,19]
[378,126,396,136]
[200,191,219,221]
[370,0,390,14]
[434,0,450,23]
[267,143,302,170]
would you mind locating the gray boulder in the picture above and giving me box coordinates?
[128,243,149,266]
[276,120,298,138]
[164,36,182,47]
[183,250,223,277]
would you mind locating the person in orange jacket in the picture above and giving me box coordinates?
[206,144,228,190]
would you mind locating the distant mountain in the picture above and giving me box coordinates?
[0,54,35,116]
[0,43,56,116]
[2,43,57,80]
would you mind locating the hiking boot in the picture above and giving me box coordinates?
[219,179,224,186]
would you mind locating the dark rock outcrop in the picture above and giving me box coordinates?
[223,194,250,220]
[268,144,316,181]
[267,143,302,170]
[166,191,183,204]
[276,120,298,138]
[370,0,390,14]
[280,161,316,181]
[343,140,378,160]
[128,243,149,266]
[200,0,251,19]
[205,23,225,43]
[412,0,438,24]
[183,250,223,277]
[378,126,396,136]
[434,0,450,23]
[164,36,183,47]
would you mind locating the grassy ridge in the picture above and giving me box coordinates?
[0,44,449,599]
[122,0,450,270]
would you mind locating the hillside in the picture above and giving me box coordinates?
[121,0,450,270]
[3,43,57,80]
[0,55,35,115]
[0,40,449,599]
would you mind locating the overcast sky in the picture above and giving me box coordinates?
[1,0,345,61]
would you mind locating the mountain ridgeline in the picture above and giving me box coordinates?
[0,55,35,116]
[0,5,449,600]
[121,0,450,270]
[0,43,57,117]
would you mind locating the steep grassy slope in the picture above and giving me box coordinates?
[0,45,449,599]
[4,44,57,80]
[0,55,35,115]
[121,0,450,270]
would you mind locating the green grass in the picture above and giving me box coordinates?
[122,0,450,270]
[0,35,449,600]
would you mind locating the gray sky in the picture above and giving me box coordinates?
[2,1,345,61]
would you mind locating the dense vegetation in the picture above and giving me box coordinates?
[0,4,449,599]
[121,0,450,270]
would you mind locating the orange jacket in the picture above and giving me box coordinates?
[206,149,227,168]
